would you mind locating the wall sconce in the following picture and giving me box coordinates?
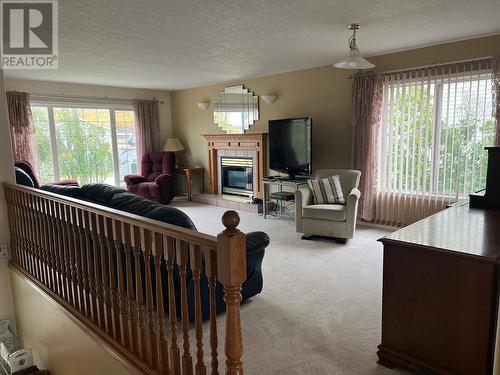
[197,102,210,110]
[261,95,278,104]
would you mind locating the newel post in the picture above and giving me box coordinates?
[217,210,246,375]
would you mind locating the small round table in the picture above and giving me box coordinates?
[175,166,204,201]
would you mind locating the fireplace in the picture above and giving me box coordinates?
[221,157,254,201]
[203,133,266,200]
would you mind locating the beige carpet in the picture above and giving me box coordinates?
[170,199,413,375]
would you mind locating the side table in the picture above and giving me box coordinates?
[175,166,204,201]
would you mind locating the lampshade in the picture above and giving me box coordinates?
[334,48,375,69]
[163,137,185,152]
[334,23,375,70]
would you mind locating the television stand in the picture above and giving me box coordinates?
[262,177,309,219]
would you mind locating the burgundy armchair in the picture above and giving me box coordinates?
[124,152,176,204]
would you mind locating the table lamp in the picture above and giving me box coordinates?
[163,137,185,167]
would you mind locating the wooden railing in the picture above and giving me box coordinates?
[3,183,247,375]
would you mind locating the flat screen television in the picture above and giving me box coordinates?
[268,117,312,179]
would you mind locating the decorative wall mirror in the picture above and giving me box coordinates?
[213,85,259,134]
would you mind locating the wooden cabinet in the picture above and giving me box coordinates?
[378,203,500,374]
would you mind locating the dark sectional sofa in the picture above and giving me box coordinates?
[14,168,269,321]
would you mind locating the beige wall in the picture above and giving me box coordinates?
[10,270,138,375]
[170,34,500,191]
[0,70,16,325]
[4,79,173,146]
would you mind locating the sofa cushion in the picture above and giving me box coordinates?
[15,167,35,188]
[302,204,346,222]
[146,206,197,230]
[41,184,83,198]
[80,183,126,205]
[110,192,162,216]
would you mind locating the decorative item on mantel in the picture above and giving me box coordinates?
[261,95,278,104]
[163,137,185,167]
[334,23,375,70]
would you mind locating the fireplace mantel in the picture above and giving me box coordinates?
[202,133,267,199]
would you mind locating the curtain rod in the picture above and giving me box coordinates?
[347,56,494,79]
[28,92,165,104]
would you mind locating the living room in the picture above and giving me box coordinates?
[0,1,500,375]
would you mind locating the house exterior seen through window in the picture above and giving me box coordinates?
[31,104,137,187]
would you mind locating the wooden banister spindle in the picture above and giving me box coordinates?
[17,191,27,270]
[85,211,100,325]
[190,244,206,375]
[21,192,31,274]
[88,212,106,331]
[26,194,38,280]
[217,211,246,375]
[140,228,157,369]
[65,204,77,308]
[61,203,74,305]
[205,248,219,375]
[47,199,58,293]
[177,239,193,375]
[25,194,36,279]
[17,192,27,271]
[166,236,181,375]
[54,201,66,298]
[70,206,83,312]
[122,222,138,356]
[131,225,146,360]
[4,189,12,260]
[33,196,44,283]
[38,197,49,286]
[5,189,17,264]
[104,217,120,342]
[153,232,169,374]
[78,208,92,319]
[96,214,112,334]
[41,198,53,290]
[112,219,128,348]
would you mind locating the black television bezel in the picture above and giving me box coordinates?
[268,116,312,179]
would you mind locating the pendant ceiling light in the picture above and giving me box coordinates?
[334,23,375,70]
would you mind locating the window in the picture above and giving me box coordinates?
[32,103,137,187]
[378,66,496,201]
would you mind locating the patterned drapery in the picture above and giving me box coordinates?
[6,91,36,167]
[352,73,384,221]
[134,99,160,166]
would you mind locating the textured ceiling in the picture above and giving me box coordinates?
[5,0,500,90]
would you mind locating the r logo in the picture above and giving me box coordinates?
[2,1,54,54]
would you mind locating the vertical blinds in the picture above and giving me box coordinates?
[376,59,496,226]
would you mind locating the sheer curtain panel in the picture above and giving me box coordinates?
[376,59,497,226]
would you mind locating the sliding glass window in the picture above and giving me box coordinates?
[31,103,137,187]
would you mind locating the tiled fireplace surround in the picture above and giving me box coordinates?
[192,133,266,212]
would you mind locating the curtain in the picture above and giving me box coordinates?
[134,99,160,158]
[493,56,500,145]
[375,58,496,227]
[352,73,384,221]
[6,91,36,166]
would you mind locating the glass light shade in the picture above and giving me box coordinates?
[334,48,375,70]
[163,137,185,152]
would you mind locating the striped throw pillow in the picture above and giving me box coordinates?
[308,175,345,204]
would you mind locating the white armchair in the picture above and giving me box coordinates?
[295,169,361,242]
